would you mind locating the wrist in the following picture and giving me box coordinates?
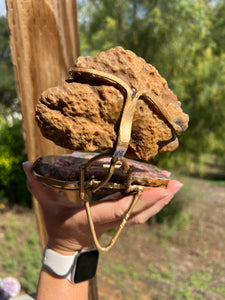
[47,245,76,256]
[47,239,82,256]
[37,268,89,300]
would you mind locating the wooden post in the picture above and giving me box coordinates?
[6,1,98,299]
[6,0,80,246]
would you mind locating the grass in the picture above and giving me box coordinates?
[100,255,223,300]
[205,178,225,186]
[0,209,42,293]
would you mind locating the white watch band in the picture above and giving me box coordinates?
[42,247,78,278]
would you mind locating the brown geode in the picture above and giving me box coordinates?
[35,47,189,160]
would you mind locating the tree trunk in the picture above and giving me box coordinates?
[6,1,98,298]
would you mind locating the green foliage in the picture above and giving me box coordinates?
[0,116,31,207]
[0,16,30,207]
[212,0,225,55]
[0,16,18,114]
[78,0,225,172]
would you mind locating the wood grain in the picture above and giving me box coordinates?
[6,0,80,248]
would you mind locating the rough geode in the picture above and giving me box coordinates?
[35,47,189,160]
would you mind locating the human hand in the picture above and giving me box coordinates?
[23,161,182,254]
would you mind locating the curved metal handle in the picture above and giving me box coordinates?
[84,188,143,252]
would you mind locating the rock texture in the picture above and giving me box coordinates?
[33,152,170,189]
[35,47,189,160]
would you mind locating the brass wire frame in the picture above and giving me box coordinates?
[67,67,179,251]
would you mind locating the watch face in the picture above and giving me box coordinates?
[74,249,99,283]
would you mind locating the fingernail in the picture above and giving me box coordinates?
[162,192,170,198]
[174,182,183,194]
[158,192,170,201]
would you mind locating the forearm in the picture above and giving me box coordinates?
[36,268,88,300]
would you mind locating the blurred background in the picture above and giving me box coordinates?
[0,0,225,299]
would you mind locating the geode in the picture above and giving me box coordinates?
[35,47,189,160]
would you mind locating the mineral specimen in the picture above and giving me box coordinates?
[35,47,189,160]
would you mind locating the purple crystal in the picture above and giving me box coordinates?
[0,277,21,297]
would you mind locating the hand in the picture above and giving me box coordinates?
[23,161,183,254]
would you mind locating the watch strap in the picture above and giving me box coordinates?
[42,247,78,277]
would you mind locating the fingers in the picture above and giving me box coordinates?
[161,179,183,195]
[89,187,165,224]
[23,161,54,196]
[127,180,183,225]
[89,180,182,229]
[91,170,174,226]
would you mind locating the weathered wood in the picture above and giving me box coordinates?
[6,0,80,248]
[88,276,99,300]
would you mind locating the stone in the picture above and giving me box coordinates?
[32,152,170,190]
[35,47,189,160]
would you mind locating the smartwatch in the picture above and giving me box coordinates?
[42,247,99,283]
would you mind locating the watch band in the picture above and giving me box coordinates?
[42,247,78,277]
[42,247,99,283]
